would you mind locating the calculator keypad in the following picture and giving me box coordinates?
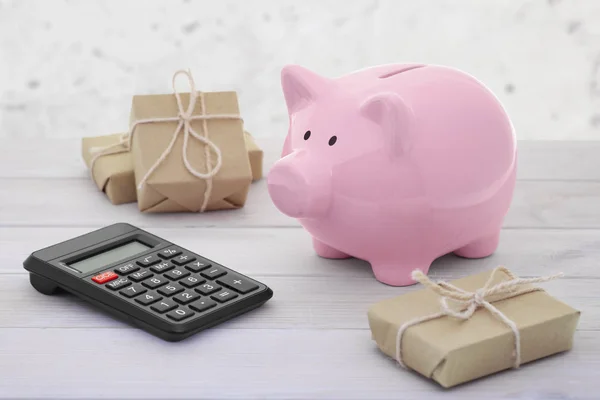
[180,274,205,288]
[185,260,211,273]
[158,282,185,297]
[195,282,221,295]
[106,277,131,290]
[150,261,174,274]
[189,298,217,312]
[142,275,169,289]
[157,247,182,259]
[164,267,190,281]
[135,291,162,305]
[151,299,178,313]
[217,274,259,294]
[120,283,147,298]
[90,244,264,325]
[173,290,200,305]
[137,254,161,267]
[211,289,238,303]
[114,262,139,275]
[172,253,196,266]
[92,271,119,284]
[166,307,195,321]
[129,270,154,282]
[201,266,227,280]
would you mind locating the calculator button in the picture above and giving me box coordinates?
[135,291,162,305]
[142,275,168,289]
[105,277,131,291]
[114,262,139,275]
[217,274,259,294]
[189,298,217,313]
[173,290,200,305]
[150,261,174,274]
[129,270,154,282]
[157,283,185,297]
[185,260,211,273]
[201,266,227,280]
[119,283,147,298]
[172,253,196,266]
[136,254,161,267]
[166,307,195,321]
[157,247,182,260]
[92,271,118,284]
[164,268,190,281]
[150,299,178,313]
[194,282,221,295]
[211,290,238,303]
[180,274,205,288]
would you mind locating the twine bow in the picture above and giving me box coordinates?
[395,266,563,369]
[89,69,243,212]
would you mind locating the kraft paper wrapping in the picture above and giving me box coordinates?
[81,133,136,205]
[244,132,263,181]
[367,268,580,388]
[82,131,262,206]
[130,91,252,213]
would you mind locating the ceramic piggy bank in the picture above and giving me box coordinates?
[267,64,517,286]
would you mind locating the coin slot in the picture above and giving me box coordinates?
[379,65,424,79]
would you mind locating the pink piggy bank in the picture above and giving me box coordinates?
[267,64,517,286]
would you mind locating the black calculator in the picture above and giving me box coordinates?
[23,223,273,341]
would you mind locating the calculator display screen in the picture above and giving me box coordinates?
[68,241,150,273]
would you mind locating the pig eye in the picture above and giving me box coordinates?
[328,136,337,146]
[304,131,311,140]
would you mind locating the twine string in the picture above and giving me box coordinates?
[88,69,242,212]
[395,266,563,370]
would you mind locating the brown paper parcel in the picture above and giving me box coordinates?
[367,267,580,388]
[82,133,136,205]
[130,86,252,212]
[83,130,262,206]
[244,131,263,181]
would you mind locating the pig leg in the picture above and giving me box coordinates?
[370,258,433,287]
[312,237,351,259]
[453,231,500,259]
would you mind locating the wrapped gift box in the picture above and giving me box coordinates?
[129,89,252,212]
[367,267,580,388]
[82,133,136,205]
[83,131,263,205]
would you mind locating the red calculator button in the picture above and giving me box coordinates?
[92,271,118,284]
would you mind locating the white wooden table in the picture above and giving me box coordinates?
[1,137,599,399]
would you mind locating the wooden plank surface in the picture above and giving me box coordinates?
[0,273,597,331]
[3,178,600,229]
[2,139,600,229]
[1,329,597,400]
[4,138,600,181]
[3,227,600,278]
[0,138,599,399]
[2,227,600,330]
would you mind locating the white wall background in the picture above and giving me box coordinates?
[0,0,598,141]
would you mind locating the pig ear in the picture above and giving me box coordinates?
[281,65,330,114]
[360,92,414,158]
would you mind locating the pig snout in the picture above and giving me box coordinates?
[267,150,332,219]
